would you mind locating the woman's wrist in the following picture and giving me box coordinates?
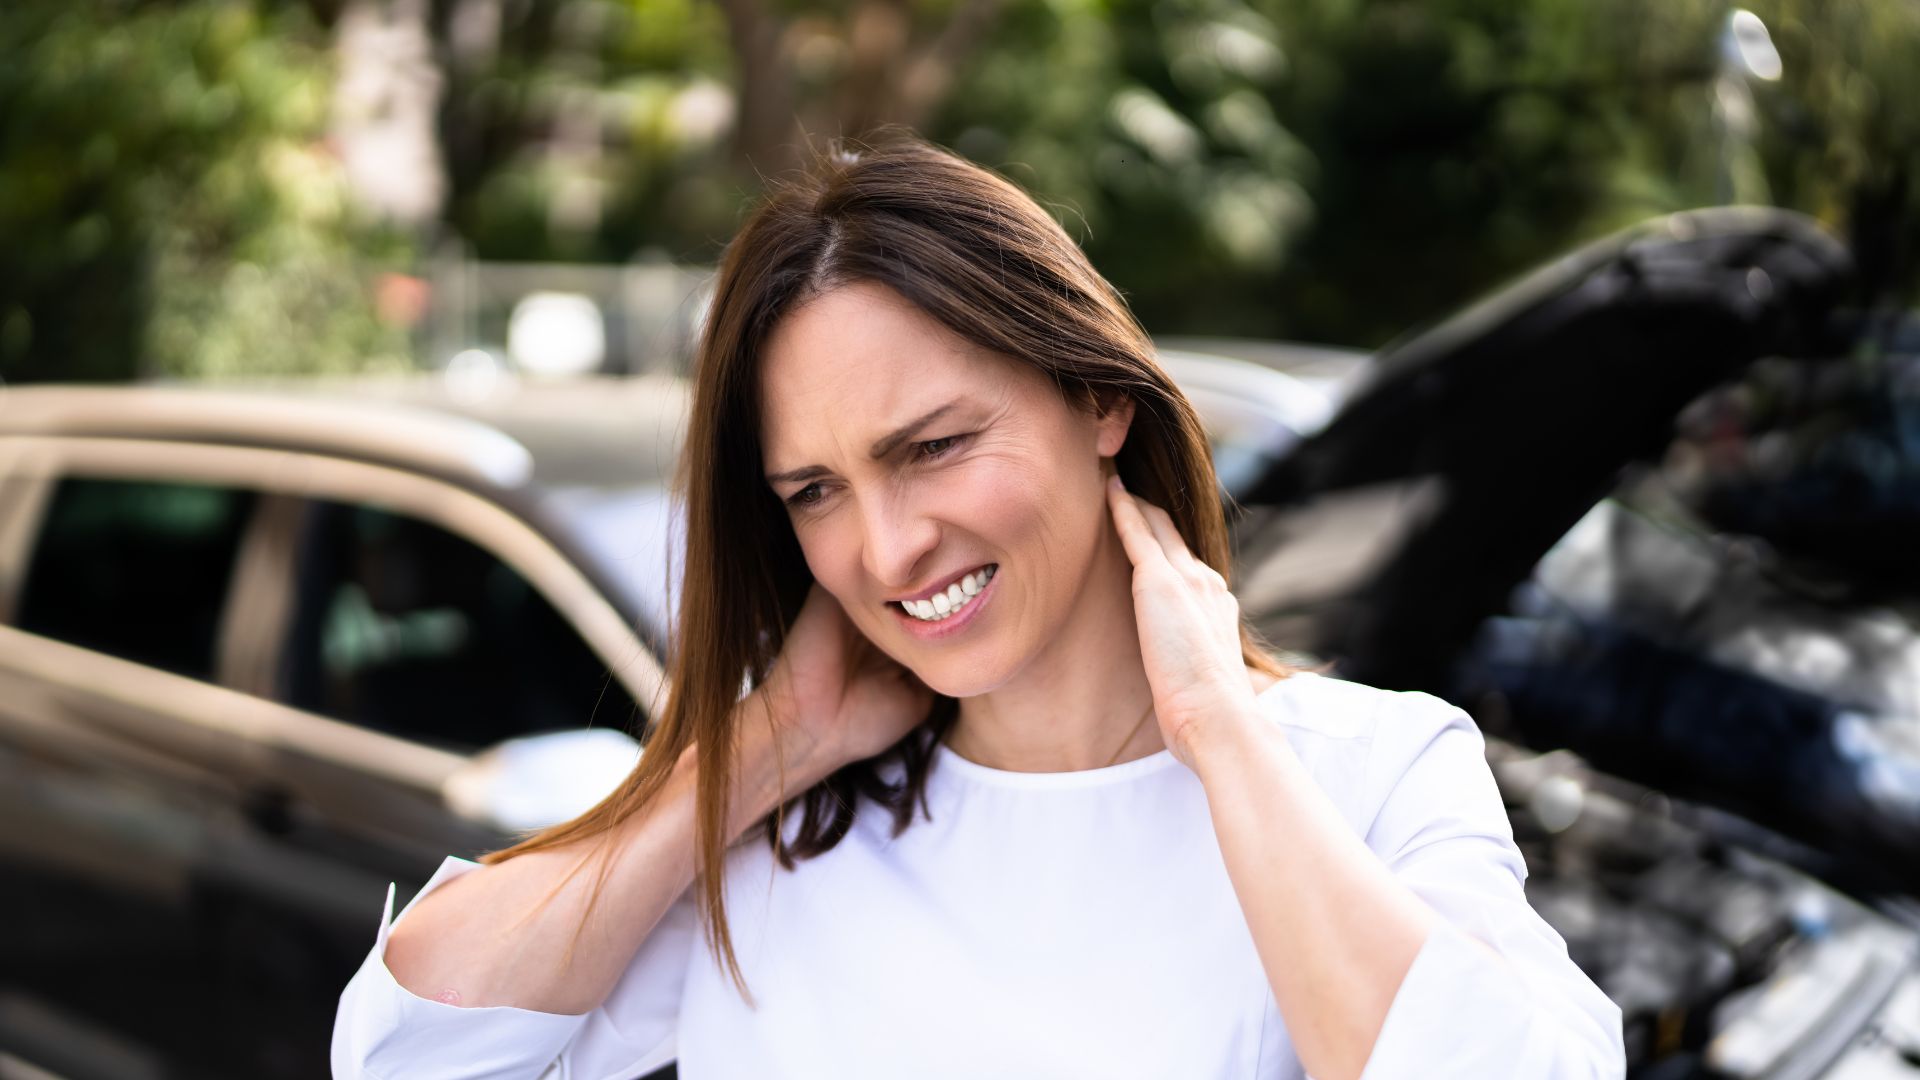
[1183,699,1281,782]
[657,740,773,850]
[723,690,839,841]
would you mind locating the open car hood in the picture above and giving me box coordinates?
[1229,208,1920,896]
[1234,206,1854,691]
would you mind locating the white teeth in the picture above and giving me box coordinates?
[898,564,997,623]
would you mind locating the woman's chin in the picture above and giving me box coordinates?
[903,656,1008,701]
[859,629,1001,699]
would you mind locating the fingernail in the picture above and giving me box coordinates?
[1109,474,1124,491]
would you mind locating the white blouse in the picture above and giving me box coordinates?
[332,671,1625,1079]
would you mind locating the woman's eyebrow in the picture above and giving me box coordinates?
[765,401,962,485]
[868,402,960,458]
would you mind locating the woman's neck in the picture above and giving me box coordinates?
[943,529,1163,772]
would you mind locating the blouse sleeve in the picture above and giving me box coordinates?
[1353,691,1626,1080]
[330,854,697,1080]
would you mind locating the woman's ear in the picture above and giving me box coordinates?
[1093,390,1136,458]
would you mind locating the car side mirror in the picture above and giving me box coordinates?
[442,728,643,832]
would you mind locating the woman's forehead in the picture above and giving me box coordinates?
[763,285,986,384]
[757,284,1034,433]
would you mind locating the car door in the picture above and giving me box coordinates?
[203,492,659,1080]
[0,457,289,1079]
[0,434,666,1079]
[276,495,648,754]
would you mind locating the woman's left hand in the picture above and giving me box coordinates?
[1105,473,1259,768]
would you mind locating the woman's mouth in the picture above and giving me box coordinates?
[890,564,997,627]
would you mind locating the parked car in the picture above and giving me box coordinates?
[0,376,690,1078]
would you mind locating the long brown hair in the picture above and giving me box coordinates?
[481,130,1294,1000]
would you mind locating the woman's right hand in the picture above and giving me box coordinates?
[743,582,934,785]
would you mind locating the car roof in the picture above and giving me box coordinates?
[0,376,691,494]
[0,343,1354,497]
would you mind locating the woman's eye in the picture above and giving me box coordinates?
[917,434,968,460]
[785,436,967,512]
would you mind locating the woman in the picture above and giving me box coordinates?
[332,134,1625,1079]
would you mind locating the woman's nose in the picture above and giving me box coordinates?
[857,492,940,592]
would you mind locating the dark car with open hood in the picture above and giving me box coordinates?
[1231,207,1920,1079]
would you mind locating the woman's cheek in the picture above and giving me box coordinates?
[955,449,1048,527]
[1000,457,1075,555]
[797,517,862,602]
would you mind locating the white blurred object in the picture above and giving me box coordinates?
[331,0,446,225]
[1529,774,1587,834]
[1711,9,1780,205]
[443,728,643,832]
[1721,10,1783,82]
[669,79,736,145]
[442,347,516,404]
[508,292,607,378]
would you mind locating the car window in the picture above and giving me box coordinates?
[540,484,684,645]
[14,477,255,680]
[280,498,643,753]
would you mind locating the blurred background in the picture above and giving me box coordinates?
[6,1,1920,1079]
[4,0,1917,382]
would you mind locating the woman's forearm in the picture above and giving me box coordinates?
[1191,709,1438,1080]
[381,706,816,1016]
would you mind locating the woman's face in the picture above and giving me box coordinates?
[759,280,1134,697]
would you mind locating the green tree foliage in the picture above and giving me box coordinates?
[656,0,1919,345]
[935,0,1313,337]
[6,0,1917,381]
[934,0,1920,344]
[1741,0,1920,307]
[440,0,740,261]
[0,0,410,382]
[1253,0,1726,343]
